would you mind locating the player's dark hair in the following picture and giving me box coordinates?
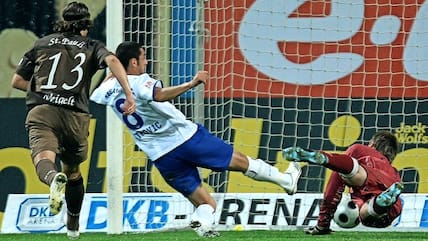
[53,1,92,34]
[116,42,143,69]
[370,131,400,162]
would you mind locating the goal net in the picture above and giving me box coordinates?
[109,0,428,232]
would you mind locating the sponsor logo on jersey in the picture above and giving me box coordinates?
[49,37,86,48]
[104,88,122,99]
[42,93,76,106]
[134,121,162,138]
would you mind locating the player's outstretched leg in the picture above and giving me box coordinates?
[49,172,67,215]
[282,147,328,165]
[282,162,302,195]
[376,182,404,207]
[243,157,301,195]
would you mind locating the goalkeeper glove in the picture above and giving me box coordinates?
[304,225,333,235]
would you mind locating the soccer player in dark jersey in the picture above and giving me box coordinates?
[10,2,136,239]
[282,131,403,234]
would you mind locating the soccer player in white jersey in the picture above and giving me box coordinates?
[90,41,301,237]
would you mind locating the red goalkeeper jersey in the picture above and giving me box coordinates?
[317,144,402,228]
[346,144,401,198]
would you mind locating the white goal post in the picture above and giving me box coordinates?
[104,0,428,233]
[105,0,124,235]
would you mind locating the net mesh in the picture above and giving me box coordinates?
[120,0,428,229]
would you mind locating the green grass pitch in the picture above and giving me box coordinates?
[1,230,427,241]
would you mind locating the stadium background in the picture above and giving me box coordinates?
[0,0,427,231]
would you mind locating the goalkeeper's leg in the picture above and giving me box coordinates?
[360,182,404,228]
[282,147,367,187]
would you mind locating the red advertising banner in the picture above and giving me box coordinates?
[204,0,428,98]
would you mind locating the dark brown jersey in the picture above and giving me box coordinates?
[16,32,112,113]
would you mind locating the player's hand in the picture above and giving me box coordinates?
[304,225,333,235]
[122,95,136,115]
[190,70,209,87]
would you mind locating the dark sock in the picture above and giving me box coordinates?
[65,176,84,230]
[322,152,355,175]
[317,172,346,228]
[35,159,57,185]
[373,196,388,214]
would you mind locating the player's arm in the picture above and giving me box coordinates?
[11,74,29,92]
[12,50,34,92]
[104,54,136,114]
[154,70,208,102]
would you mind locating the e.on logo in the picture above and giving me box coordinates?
[205,0,428,98]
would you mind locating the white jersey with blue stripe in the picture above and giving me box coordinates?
[90,73,198,161]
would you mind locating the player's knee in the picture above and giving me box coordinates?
[66,169,81,180]
[67,175,83,186]
[62,164,80,178]
[344,166,367,187]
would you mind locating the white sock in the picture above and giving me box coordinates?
[244,156,290,187]
[191,204,215,226]
[340,157,359,179]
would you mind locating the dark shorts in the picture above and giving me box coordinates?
[153,124,233,196]
[25,104,91,165]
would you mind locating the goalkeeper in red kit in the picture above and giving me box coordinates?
[283,131,403,234]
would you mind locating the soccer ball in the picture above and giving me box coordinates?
[333,193,360,228]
